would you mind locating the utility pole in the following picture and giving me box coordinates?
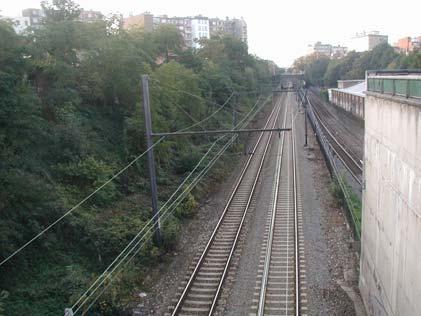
[141,75,162,245]
[302,89,308,147]
[232,92,237,128]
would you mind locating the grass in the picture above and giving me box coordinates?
[330,175,362,238]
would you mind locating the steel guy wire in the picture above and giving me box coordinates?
[71,140,220,311]
[0,136,166,267]
[0,89,264,268]
[74,132,239,314]
[77,96,270,313]
[72,95,268,313]
[78,130,239,315]
[150,77,233,109]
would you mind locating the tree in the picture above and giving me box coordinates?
[41,0,81,22]
[153,24,184,61]
[0,19,274,314]
[304,56,330,86]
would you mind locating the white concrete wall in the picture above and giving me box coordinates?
[360,93,421,316]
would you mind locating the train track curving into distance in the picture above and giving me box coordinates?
[305,91,363,186]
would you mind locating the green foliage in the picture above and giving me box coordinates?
[305,56,330,86]
[161,216,181,251]
[0,291,8,316]
[330,177,362,236]
[293,43,416,87]
[0,13,274,315]
[174,192,199,219]
[41,0,82,22]
[320,89,329,102]
[389,51,421,69]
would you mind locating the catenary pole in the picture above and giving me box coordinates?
[303,89,308,146]
[142,75,162,245]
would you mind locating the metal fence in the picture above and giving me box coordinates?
[367,70,421,99]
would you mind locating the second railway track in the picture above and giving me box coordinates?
[169,94,285,315]
[305,91,363,185]
[251,93,307,316]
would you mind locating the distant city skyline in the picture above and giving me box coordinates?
[1,0,420,67]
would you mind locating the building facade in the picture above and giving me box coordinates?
[349,31,388,52]
[123,13,247,49]
[331,45,348,58]
[395,36,421,53]
[7,16,31,33]
[307,41,348,58]
[22,8,44,28]
[221,17,247,43]
[329,80,366,119]
[5,7,104,33]
[307,41,332,56]
[79,10,104,23]
[360,71,421,316]
[190,17,210,48]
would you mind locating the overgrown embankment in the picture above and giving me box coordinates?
[0,1,278,314]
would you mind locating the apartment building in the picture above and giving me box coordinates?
[395,36,421,53]
[307,42,348,58]
[209,17,247,43]
[5,7,104,33]
[123,13,247,49]
[79,10,104,23]
[349,31,388,52]
[22,8,44,28]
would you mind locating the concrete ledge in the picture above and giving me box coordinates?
[366,91,421,108]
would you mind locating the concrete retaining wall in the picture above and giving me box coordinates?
[360,93,421,316]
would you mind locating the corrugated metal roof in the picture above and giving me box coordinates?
[332,81,366,97]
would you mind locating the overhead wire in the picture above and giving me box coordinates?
[150,77,232,109]
[0,137,166,267]
[80,133,238,315]
[71,94,271,314]
[71,140,221,313]
[0,83,242,267]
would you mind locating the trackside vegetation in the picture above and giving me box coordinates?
[0,0,278,314]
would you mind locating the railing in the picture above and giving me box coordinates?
[367,70,421,99]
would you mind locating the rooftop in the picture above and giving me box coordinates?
[333,81,366,97]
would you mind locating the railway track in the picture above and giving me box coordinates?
[251,93,306,316]
[308,88,364,153]
[305,91,363,185]
[168,94,284,315]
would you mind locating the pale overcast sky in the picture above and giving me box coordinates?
[1,0,420,67]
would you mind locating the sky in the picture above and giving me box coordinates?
[1,0,420,67]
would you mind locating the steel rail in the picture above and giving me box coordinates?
[305,93,362,186]
[77,97,269,314]
[208,99,281,316]
[302,90,362,239]
[292,96,300,316]
[307,91,362,171]
[257,95,288,316]
[172,96,282,316]
[151,127,291,137]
